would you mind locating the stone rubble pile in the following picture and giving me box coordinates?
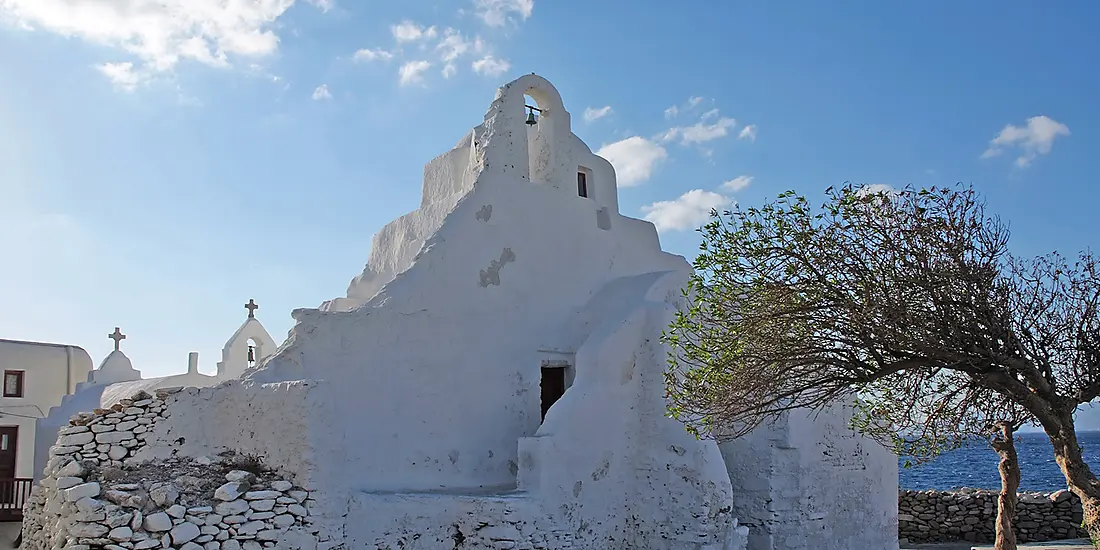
[898,488,1087,544]
[22,388,317,550]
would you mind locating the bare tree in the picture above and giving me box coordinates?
[663,183,1100,546]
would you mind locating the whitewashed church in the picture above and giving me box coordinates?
[26,74,898,550]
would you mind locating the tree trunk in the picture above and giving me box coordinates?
[1046,413,1100,548]
[991,423,1020,550]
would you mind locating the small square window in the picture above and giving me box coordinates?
[3,371,24,398]
[577,171,589,198]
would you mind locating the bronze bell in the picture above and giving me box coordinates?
[525,108,538,125]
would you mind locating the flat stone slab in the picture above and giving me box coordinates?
[902,540,1093,550]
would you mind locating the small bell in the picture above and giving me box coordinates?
[525,108,538,126]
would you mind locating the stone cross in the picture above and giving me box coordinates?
[108,327,126,351]
[245,299,259,319]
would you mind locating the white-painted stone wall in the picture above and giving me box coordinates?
[28,74,897,550]
[23,387,320,550]
[720,404,899,550]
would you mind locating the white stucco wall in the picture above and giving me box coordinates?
[719,405,900,550]
[0,339,92,478]
[517,270,747,548]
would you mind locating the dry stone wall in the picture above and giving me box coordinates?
[898,488,1087,544]
[23,388,320,550]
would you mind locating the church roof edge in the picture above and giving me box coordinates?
[0,338,90,353]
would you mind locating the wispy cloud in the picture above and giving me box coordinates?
[583,106,613,123]
[472,55,510,77]
[392,21,438,43]
[96,62,142,92]
[720,175,753,192]
[474,0,534,27]
[855,183,897,196]
[356,7,525,85]
[595,137,668,187]
[981,115,1070,168]
[311,84,332,100]
[398,60,432,85]
[738,124,757,142]
[353,48,394,62]
[641,190,731,232]
[661,115,737,145]
[0,0,325,88]
[436,29,481,63]
[664,95,708,119]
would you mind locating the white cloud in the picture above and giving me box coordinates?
[436,29,482,62]
[0,0,321,84]
[738,124,757,142]
[392,20,437,43]
[981,115,1070,168]
[595,136,668,187]
[474,0,534,27]
[641,190,731,232]
[661,116,737,145]
[472,55,510,77]
[855,183,896,196]
[442,63,457,78]
[311,84,332,100]
[353,48,394,62]
[663,96,707,119]
[398,60,431,85]
[96,61,142,91]
[306,0,333,12]
[721,175,753,192]
[583,106,612,123]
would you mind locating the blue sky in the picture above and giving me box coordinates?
[0,1,1096,396]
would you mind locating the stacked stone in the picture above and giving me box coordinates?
[59,388,176,467]
[21,388,316,550]
[898,488,1087,544]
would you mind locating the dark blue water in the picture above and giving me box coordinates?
[900,431,1100,492]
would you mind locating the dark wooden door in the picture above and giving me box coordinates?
[540,367,566,422]
[0,427,17,504]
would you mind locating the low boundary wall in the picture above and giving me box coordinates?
[899,489,1087,544]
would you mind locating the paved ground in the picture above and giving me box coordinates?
[0,523,18,550]
[904,540,1094,550]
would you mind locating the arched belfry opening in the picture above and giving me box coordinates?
[523,93,554,185]
[246,337,260,368]
[483,74,572,185]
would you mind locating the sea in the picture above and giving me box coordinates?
[899,431,1100,492]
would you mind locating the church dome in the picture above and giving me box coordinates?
[91,327,142,384]
[98,350,134,374]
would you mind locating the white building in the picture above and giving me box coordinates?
[32,301,277,480]
[0,338,92,483]
[28,74,898,550]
